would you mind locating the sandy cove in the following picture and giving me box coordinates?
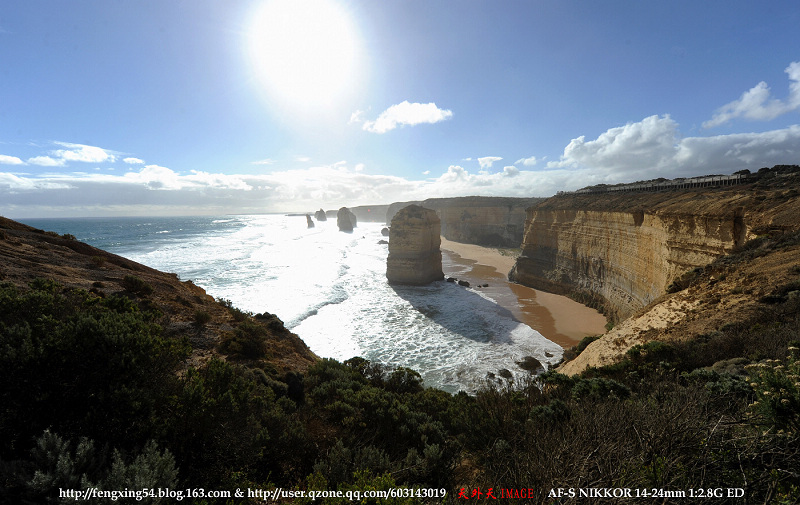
[439,237,606,348]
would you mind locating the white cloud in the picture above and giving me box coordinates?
[25,141,118,167]
[251,158,276,165]
[549,115,679,175]
[478,156,503,170]
[503,166,520,177]
[550,114,800,180]
[515,156,538,166]
[28,156,65,167]
[124,157,145,164]
[53,142,116,163]
[0,155,24,165]
[704,61,800,128]
[359,101,453,134]
[349,110,365,124]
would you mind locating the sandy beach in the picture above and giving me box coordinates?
[440,237,607,348]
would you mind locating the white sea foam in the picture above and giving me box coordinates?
[29,214,563,393]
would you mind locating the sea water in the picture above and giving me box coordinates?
[22,215,562,393]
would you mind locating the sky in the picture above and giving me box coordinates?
[1,0,800,217]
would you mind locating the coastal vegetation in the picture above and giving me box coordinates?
[2,231,800,503]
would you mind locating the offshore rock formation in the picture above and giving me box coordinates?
[510,167,800,322]
[386,197,542,248]
[386,205,444,285]
[336,207,357,232]
[314,209,327,221]
[306,215,314,228]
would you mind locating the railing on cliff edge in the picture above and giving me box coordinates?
[558,173,749,195]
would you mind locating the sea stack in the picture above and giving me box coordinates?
[314,208,327,221]
[306,214,315,228]
[337,207,357,232]
[386,205,444,285]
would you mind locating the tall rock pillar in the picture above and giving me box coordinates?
[386,205,444,285]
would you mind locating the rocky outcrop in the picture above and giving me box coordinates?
[336,207,357,232]
[314,209,327,221]
[386,205,444,285]
[510,168,800,322]
[306,215,314,228]
[387,197,542,248]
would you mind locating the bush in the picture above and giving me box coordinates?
[193,310,212,326]
[121,274,153,296]
[746,347,800,431]
[21,431,177,504]
[0,280,188,457]
[219,320,270,360]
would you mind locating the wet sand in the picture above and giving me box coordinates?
[440,237,607,348]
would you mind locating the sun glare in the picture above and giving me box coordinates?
[248,0,363,114]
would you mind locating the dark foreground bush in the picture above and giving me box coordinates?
[2,278,800,503]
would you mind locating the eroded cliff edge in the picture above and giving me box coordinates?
[511,171,800,322]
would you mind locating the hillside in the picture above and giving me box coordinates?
[0,216,317,373]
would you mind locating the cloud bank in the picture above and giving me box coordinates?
[2,117,800,217]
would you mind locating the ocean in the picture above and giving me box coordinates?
[21,214,562,393]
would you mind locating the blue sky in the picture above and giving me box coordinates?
[1,0,800,217]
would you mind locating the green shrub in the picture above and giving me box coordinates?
[219,320,270,359]
[0,280,188,457]
[121,274,153,296]
[193,309,212,326]
[746,347,800,431]
[20,430,177,504]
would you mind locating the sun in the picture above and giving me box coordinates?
[247,0,363,114]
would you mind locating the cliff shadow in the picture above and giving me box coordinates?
[388,280,525,345]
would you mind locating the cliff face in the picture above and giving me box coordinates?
[387,197,543,248]
[511,174,800,322]
[386,205,444,285]
[326,205,390,223]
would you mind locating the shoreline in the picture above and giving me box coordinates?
[439,237,607,348]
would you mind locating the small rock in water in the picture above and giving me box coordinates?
[516,356,543,372]
[458,280,470,287]
[498,368,513,379]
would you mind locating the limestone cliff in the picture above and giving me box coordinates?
[386,205,444,285]
[511,171,800,322]
[326,205,390,223]
[387,196,542,248]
